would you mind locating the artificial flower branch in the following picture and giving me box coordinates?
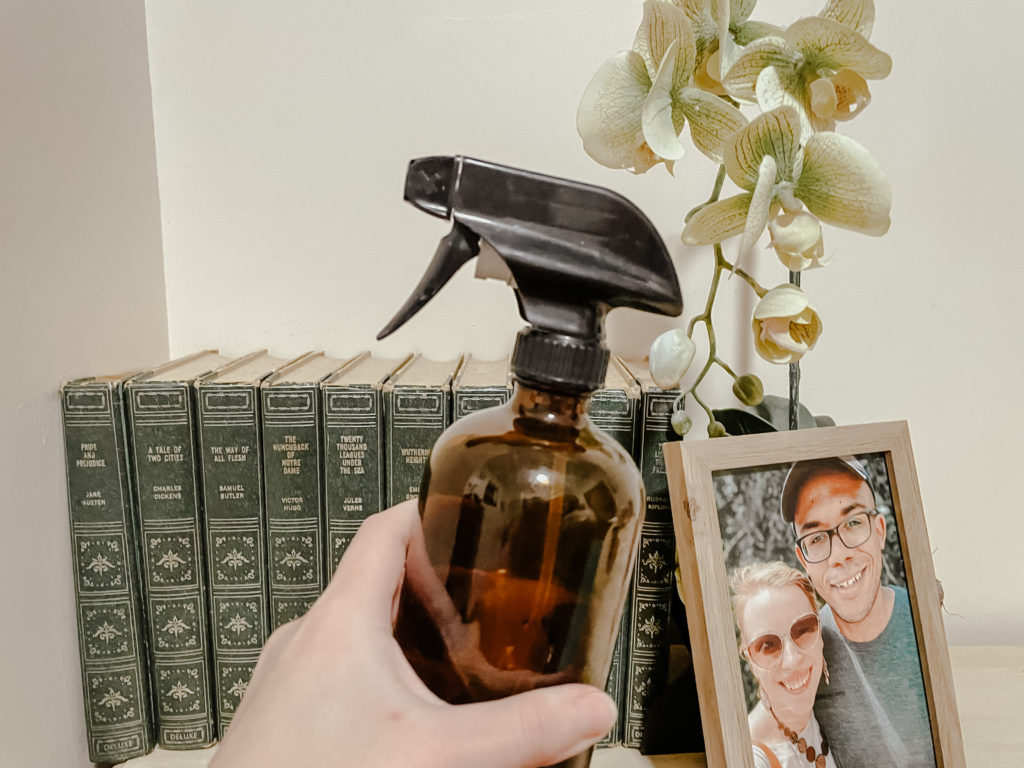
[578,0,893,437]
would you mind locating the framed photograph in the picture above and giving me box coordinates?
[663,422,964,768]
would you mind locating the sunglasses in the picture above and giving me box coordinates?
[745,612,821,669]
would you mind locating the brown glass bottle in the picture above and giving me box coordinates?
[393,378,644,768]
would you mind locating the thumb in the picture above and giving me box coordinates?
[442,684,617,768]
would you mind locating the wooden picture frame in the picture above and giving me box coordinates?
[663,421,964,768]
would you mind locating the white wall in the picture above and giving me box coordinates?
[146,0,1024,647]
[0,2,168,765]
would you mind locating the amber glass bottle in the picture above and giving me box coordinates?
[380,155,683,767]
[393,377,643,767]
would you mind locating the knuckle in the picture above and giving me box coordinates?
[262,616,300,655]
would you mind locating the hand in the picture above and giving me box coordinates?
[211,500,618,768]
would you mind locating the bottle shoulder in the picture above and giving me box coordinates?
[435,406,638,468]
[427,404,643,503]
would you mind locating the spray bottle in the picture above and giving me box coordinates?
[379,156,683,767]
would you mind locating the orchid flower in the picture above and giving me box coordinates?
[672,0,782,95]
[722,0,890,135]
[681,106,890,269]
[752,283,823,364]
[577,0,747,173]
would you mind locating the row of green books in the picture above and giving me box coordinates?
[60,349,692,763]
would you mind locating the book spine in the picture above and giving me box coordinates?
[262,384,325,629]
[385,385,451,508]
[61,381,156,762]
[126,380,216,748]
[196,383,268,737]
[322,384,385,573]
[623,388,677,750]
[588,386,640,747]
[453,385,510,420]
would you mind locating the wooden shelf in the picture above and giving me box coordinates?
[115,647,1024,768]
[115,745,706,768]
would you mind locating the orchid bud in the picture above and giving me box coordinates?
[708,421,728,438]
[671,410,692,436]
[732,374,764,406]
[649,329,696,389]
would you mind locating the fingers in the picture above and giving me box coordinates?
[441,684,618,768]
[320,499,420,629]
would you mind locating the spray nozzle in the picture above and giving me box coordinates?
[379,155,683,391]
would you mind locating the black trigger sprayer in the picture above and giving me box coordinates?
[381,156,683,768]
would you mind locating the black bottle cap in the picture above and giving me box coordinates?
[511,329,610,394]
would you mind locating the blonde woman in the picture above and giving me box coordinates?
[731,562,840,768]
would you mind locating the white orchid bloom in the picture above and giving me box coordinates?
[649,329,697,388]
[672,0,782,95]
[721,0,890,135]
[768,210,834,271]
[752,284,823,364]
[577,0,747,173]
[681,106,890,267]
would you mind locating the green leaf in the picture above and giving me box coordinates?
[682,193,752,245]
[715,395,832,433]
[712,408,777,435]
[795,132,891,235]
[753,394,827,430]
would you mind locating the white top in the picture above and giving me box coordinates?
[752,713,839,768]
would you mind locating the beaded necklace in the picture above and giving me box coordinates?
[768,706,830,768]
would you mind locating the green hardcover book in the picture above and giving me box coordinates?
[383,354,461,508]
[321,352,411,573]
[261,352,349,630]
[61,372,157,763]
[452,355,511,420]
[617,360,681,751]
[588,358,642,747]
[125,350,229,749]
[195,350,296,737]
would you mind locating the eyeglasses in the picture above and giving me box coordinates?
[795,509,883,564]
[745,612,821,669]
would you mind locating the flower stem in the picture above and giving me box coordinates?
[788,269,801,430]
[690,389,716,424]
[675,168,745,425]
[719,255,768,298]
[714,356,739,380]
[684,164,728,223]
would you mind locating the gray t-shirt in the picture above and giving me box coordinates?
[814,586,936,768]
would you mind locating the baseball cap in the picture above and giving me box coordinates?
[780,455,872,524]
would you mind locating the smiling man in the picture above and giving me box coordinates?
[780,457,936,768]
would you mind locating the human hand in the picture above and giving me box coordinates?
[211,500,618,768]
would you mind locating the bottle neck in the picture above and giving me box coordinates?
[509,378,591,427]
